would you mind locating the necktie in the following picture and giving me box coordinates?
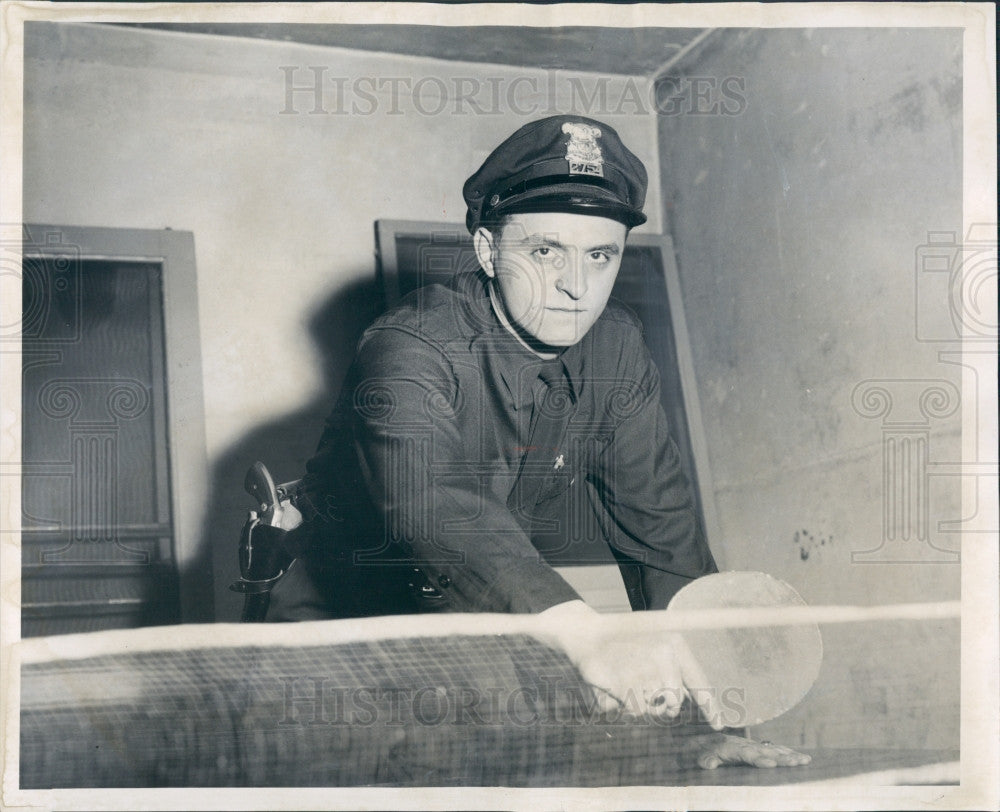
[509,361,577,522]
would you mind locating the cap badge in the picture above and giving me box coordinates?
[562,122,604,178]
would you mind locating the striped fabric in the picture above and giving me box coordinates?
[22,633,722,787]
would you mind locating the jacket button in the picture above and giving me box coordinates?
[438,574,451,588]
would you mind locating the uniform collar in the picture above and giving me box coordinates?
[459,271,584,411]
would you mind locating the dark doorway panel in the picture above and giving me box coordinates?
[19,225,208,634]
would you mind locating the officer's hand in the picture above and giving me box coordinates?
[535,600,724,729]
[273,500,303,531]
[692,733,811,769]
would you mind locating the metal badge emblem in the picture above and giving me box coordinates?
[561,122,604,177]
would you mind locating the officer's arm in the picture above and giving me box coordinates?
[350,326,580,613]
[593,343,717,610]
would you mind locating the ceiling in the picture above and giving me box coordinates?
[114,23,710,76]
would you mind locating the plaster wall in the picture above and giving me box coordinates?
[658,28,964,749]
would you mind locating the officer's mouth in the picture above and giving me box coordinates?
[545,307,586,313]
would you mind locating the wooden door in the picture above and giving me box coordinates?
[18,225,208,635]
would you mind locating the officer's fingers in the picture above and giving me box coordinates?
[738,741,779,768]
[741,740,812,769]
[590,685,623,715]
[671,634,724,730]
[640,651,687,718]
[695,734,740,770]
[696,734,809,771]
[276,501,303,531]
[697,752,724,770]
[697,735,762,770]
[774,750,811,767]
[647,686,686,719]
[759,742,811,767]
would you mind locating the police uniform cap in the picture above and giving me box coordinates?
[463,115,648,233]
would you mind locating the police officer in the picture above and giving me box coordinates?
[265,115,810,768]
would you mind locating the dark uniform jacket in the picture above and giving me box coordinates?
[268,270,716,620]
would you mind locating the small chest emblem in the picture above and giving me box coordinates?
[553,454,565,470]
[562,122,604,177]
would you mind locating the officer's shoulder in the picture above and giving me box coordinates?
[362,278,473,348]
[584,298,651,375]
[595,296,645,337]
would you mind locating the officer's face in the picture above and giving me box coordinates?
[476,211,628,351]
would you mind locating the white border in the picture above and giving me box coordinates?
[1,3,996,810]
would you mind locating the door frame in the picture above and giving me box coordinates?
[16,224,210,622]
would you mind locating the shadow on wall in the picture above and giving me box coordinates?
[180,273,382,623]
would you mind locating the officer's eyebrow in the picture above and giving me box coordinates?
[586,243,622,256]
[515,234,622,255]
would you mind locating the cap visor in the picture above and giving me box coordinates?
[492,183,646,227]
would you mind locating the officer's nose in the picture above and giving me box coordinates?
[554,253,588,300]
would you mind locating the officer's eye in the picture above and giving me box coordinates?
[532,247,553,259]
[588,251,611,263]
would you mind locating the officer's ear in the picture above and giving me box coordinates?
[473,226,497,278]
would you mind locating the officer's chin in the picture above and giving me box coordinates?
[510,315,585,354]
[525,329,583,353]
